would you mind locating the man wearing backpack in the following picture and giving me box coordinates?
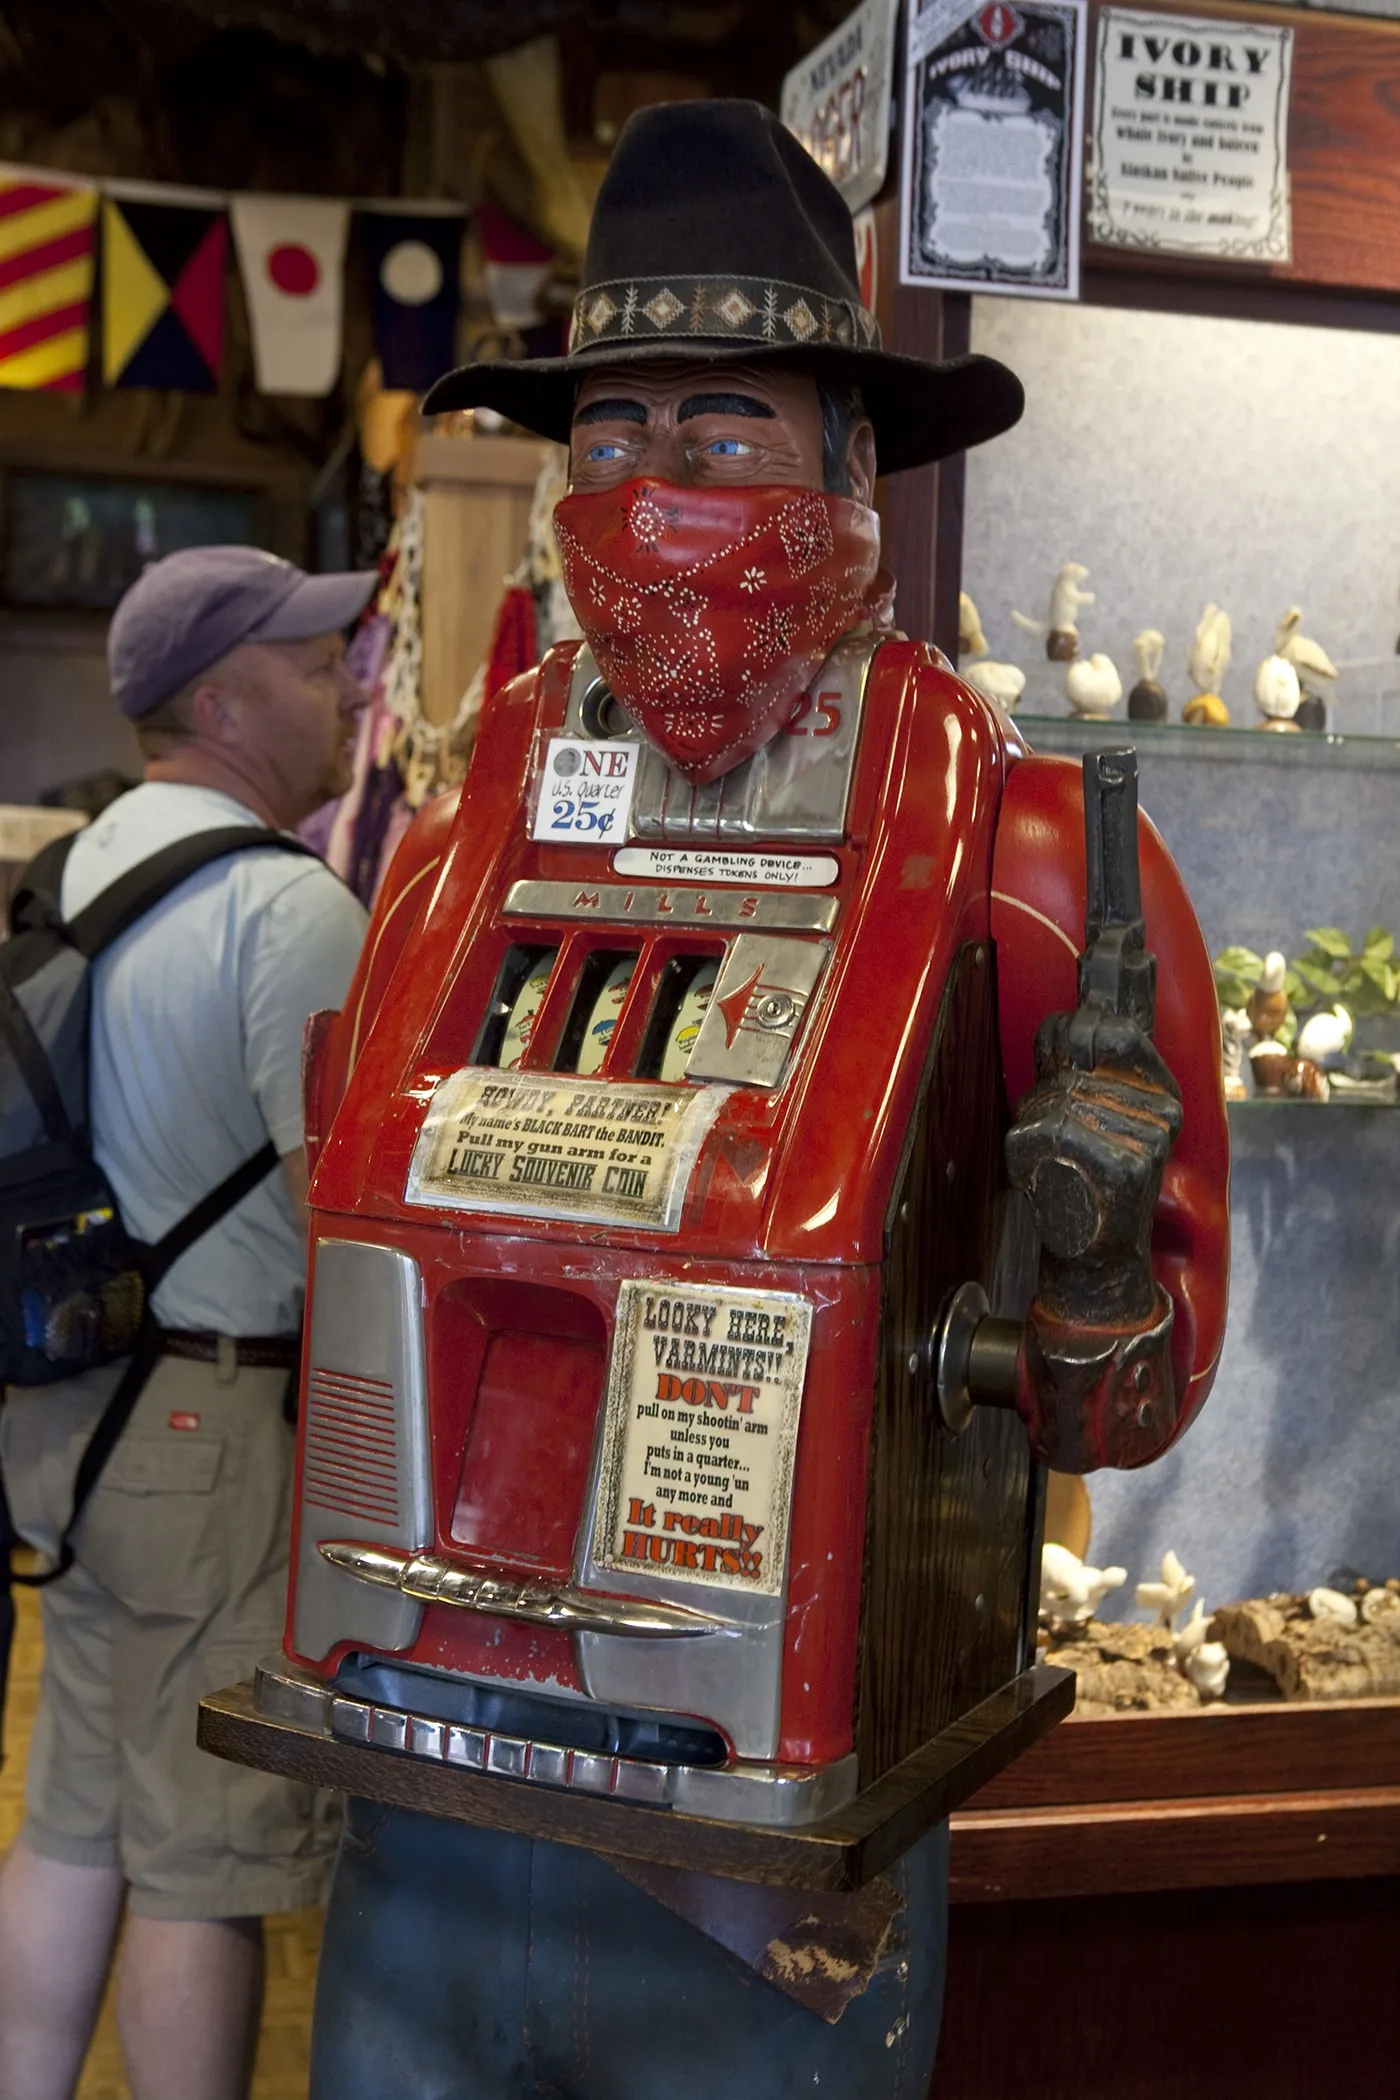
[0,546,374,2100]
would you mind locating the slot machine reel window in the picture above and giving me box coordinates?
[556,952,639,1075]
[476,946,560,1070]
[638,955,721,1083]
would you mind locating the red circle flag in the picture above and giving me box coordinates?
[267,243,320,297]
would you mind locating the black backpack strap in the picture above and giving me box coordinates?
[141,1139,281,1289]
[8,829,80,937]
[65,827,320,961]
[0,975,71,1145]
[10,1138,282,1595]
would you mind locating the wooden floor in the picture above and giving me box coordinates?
[1,1578,323,2100]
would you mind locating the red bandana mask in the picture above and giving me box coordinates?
[553,479,883,784]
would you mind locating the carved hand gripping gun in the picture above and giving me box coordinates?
[938,749,1184,1471]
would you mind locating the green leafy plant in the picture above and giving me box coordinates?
[1291,927,1399,1020]
[1213,928,1400,1056]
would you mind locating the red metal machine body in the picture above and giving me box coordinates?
[275,633,1228,1824]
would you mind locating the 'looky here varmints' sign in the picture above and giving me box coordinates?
[594,1280,812,1600]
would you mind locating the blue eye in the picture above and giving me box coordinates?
[586,440,625,462]
[705,437,749,457]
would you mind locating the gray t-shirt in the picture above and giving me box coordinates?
[62,782,368,1335]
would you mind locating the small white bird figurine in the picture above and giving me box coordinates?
[1253,652,1301,729]
[1041,1543,1127,1625]
[963,660,1026,712]
[1066,652,1123,720]
[1296,1004,1353,1067]
[1274,607,1338,695]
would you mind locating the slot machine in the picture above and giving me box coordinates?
[223,616,1225,1841]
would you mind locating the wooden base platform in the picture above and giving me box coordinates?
[199,1662,1073,1893]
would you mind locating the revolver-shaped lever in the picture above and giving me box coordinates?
[935,751,1184,1470]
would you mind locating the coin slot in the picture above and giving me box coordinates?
[474,946,560,1069]
[555,951,639,1074]
[578,676,634,741]
[636,955,721,1082]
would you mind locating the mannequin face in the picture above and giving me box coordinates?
[568,359,876,504]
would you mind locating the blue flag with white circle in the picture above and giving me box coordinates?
[362,211,465,394]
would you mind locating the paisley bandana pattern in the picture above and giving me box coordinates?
[553,479,882,784]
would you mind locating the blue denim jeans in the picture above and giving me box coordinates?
[310,1800,948,2100]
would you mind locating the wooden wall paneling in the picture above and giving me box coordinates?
[856,945,1038,1783]
[415,433,551,727]
[1086,0,1400,300]
[929,1877,1400,2100]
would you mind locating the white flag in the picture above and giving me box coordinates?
[231,195,349,396]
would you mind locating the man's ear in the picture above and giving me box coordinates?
[846,418,877,506]
[186,674,240,746]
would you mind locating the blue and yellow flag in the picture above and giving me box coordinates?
[103,198,226,391]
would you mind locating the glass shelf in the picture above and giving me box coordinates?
[1015,713,1400,769]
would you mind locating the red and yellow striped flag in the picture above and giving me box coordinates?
[0,176,98,393]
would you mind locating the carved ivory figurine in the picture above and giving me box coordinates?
[1014,561,1095,660]
[203,103,1230,2100]
[1128,628,1169,722]
[1184,603,1232,726]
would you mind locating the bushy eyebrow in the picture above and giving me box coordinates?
[678,392,775,421]
[572,397,647,426]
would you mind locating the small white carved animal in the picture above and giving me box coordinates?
[959,590,988,658]
[1308,1586,1359,1627]
[1275,607,1339,697]
[1132,628,1165,683]
[1040,1543,1127,1625]
[1136,1549,1196,1633]
[1220,1008,1251,1099]
[1296,1004,1353,1067]
[1012,562,1095,651]
[963,660,1026,712]
[1066,653,1123,719]
[1172,1600,1231,1699]
[1253,653,1301,724]
[1188,604,1232,696]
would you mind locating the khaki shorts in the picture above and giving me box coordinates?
[1,1354,339,1920]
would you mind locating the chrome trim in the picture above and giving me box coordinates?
[318,1541,726,1639]
[562,636,875,845]
[252,1658,857,1828]
[503,878,839,934]
[685,932,831,1088]
[293,1242,432,1664]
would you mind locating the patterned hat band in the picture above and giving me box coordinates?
[568,275,882,358]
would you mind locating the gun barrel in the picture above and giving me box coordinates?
[1083,748,1143,939]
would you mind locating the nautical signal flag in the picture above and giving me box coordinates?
[102,200,227,391]
[362,212,464,394]
[477,201,552,330]
[0,175,98,393]
[230,195,349,397]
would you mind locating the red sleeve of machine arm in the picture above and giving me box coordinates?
[990,752,1231,1449]
[303,787,461,1162]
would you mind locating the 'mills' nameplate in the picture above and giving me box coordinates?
[404,1068,724,1233]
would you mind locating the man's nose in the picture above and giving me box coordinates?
[337,663,369,711]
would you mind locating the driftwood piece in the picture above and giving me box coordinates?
[1212,1590,1400,1701]
[1045,1620,1201,1717]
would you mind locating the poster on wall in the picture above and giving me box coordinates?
[899,0,1088,300]
[1090,10,1292,262]
[782,0,900,212]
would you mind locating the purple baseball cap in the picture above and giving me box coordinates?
[109,545,379,720]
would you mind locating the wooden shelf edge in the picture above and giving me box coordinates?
[964,1693,1400,1812]
[949,1784,1400,1902]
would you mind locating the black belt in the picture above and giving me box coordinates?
[160,1330,301,1370]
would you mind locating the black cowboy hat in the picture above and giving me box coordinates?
[423,99,1023,474]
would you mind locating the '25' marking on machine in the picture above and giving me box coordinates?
[783,692,842,737]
